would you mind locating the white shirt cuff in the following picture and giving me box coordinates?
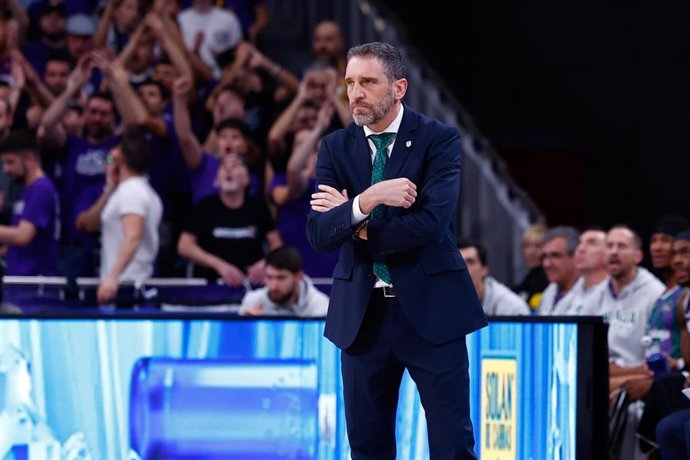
[351,194,369,225]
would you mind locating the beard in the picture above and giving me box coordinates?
[352,88,395,127]
[268,284,298,306]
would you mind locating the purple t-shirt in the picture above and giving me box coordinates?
[144,113,191,219]
[5,176,60,275]
[189,151,260,204]
[59,135,119,244]
[270,174,338,278]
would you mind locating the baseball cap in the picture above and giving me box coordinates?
[66,13,95,36]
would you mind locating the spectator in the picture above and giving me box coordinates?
[94,49,190,275]
[239,245,328,317]
[64,13,95,64]
[177,153,282,287]
[38,56,120,278]
[76,132,162,304]
[269,102,337,278]
[177,0,242,79]
[0,130,60,276]
[604,225,667,372]
[93,0,141,54]
[603,224,666,460]
[513,222,549,311]
[42,52,71,96]
[563,226,608,315]
[205,40,298,146]
[22,2,67,77]
[624,230,690,453]
[537,225,580,315]
[311,19,346,72]
[0,96,19,224]
[173,75,263,203]
[650,214,690,289]
[458,240,530,316]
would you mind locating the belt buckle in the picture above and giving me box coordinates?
[383,286,396,298]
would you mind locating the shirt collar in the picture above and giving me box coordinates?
[363,104,404,138]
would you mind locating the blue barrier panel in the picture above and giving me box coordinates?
[0,314,606,459]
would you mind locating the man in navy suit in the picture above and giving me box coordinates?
[307,42,488,459]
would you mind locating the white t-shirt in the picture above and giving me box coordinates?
[558,276,608,316]
[100,176,163,283]
[538,282,576,316]
[601,267,666,367]
[482,276,530,315]
[177,7,242,77]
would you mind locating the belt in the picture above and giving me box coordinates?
[375,286,396,298]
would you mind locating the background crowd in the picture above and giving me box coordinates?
[0,0,351,304]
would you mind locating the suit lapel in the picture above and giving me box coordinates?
[384,106,418,181]
[352,129,373,193]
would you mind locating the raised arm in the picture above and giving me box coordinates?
[38,55,94,148]
[93,0,116,48]
[286,103,332,200]
[144,12,193,80]
[96,52,167,137]
[172,76,203,169]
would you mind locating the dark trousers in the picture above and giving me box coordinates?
[656,408,690,460]
[341,289,477,460]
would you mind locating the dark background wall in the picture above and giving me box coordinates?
[381,0,690,239]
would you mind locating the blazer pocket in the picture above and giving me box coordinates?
[422,252,467,274]
[332,262,353,280]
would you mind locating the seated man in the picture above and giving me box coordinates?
[177,153,282,287]
[0,131,60,276]
[458,240,530,315]
[239,245,329,317]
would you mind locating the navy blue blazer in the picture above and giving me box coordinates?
[307,105,488,350]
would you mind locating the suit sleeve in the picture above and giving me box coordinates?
[367,125,461,256]
[306,137,359,253]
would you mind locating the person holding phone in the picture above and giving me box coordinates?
[75,130,162,304]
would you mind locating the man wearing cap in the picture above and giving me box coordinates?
[0,130,60,276]
[65,13,95,64]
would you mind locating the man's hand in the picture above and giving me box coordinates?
[311,185,349,212]
[216,261,246,287]
[97,275,118,304]
[621,377,653,401]
[241,302,264,316]
[358,178,417,214]
[246,258,266,286]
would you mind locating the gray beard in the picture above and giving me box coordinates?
[352,89,395,127]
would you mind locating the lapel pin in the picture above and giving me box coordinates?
[406,140,412,148]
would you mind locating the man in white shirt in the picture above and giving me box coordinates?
[77,132,163,304]
[239,245,329,317]
[177,0,243,78]
[458,240,529,316]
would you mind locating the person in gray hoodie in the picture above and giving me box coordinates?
[239,245,329,317]
[458,240,529,316]
[603,224,665,460]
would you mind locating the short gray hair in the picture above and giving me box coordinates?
[543,226,580,254]
[347,42,407,82]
